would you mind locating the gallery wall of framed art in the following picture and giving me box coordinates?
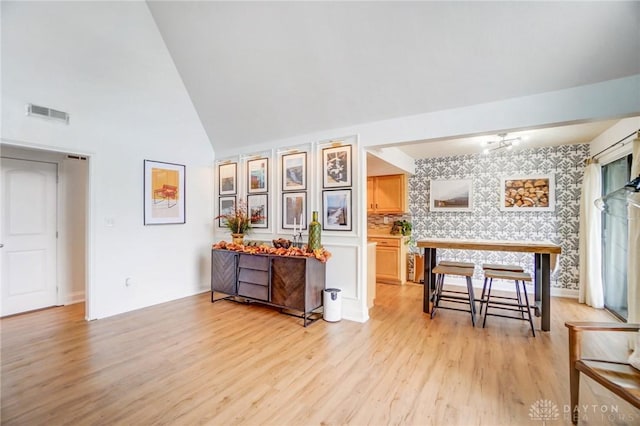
[214,135,358,236]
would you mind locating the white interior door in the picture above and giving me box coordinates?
[1,158,58,316]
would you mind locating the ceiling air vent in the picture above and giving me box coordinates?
[26,103,70,124]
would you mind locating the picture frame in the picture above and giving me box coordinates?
[247,157,268,193]
[282,152,307,191]
[500,175,555,211]
[282,192,306,230]
[218,196,236,228]
[218,162,237,195]
[322,145,352,188]
[322,189,352,231]
[247,194,268,228]
[144,160,186,225]
[429,179,473,212]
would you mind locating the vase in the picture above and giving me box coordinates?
[307,211,321,252]
[231,233,244,245]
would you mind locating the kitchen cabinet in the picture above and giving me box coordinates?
[367,174,407,214]
[368,236,407,285]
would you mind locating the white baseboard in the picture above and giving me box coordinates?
[550,288,579,298]
[63,291,85,305]
[341,297,369,323]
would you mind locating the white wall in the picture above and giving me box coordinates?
[1,1,214,319]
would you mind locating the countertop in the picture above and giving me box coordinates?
[367,233,407,239]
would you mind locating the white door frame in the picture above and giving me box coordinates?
[0,140,94,320]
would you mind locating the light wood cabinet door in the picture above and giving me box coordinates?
[369,236,406,285]
[367,174,407,214]
[367,177,375,214]
[375,174,406,213]
[375,245,400,283]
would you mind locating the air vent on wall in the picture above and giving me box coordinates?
[26,103,69,124]
[67,155,87,161]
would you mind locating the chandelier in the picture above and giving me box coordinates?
[482,133,522,154]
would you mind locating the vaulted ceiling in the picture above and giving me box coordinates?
[147,1,640,155]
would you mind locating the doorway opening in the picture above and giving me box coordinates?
[1,144,90,318]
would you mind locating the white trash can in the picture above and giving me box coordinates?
[323,288,342,322]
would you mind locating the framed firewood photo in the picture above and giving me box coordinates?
[500,175,555,211]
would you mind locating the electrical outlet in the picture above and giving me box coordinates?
[383,216,389,224]
[125,277,132,287]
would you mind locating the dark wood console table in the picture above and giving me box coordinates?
[211,249,326,326]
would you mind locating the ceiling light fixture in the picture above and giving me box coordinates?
[482,133,522,155]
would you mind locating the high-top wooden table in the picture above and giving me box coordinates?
[417,238,561,332]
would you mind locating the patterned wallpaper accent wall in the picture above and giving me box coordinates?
[409,144,589,290]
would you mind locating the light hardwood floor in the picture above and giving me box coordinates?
[1,283,638,425]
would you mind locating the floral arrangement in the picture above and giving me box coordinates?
[212,240,332,263]
[215,200,252,234]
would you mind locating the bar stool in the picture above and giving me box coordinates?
[431,264,476,326]
[482,269,536,337]
[479,264,524,315]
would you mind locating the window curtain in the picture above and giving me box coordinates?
[628,133,640,350]
[578,161,604,307]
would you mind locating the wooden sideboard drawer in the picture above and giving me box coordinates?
[368,237,400,248]
[239,254,269,271]
[238,268,268,286]
[238,281,269,301]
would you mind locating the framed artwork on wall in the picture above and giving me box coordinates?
[247,158,268,193]
[322,145,352,188]
[218,162,237,195]
[429,179,473,212]
[144,160,186,225]
[322,189,352,231]
[218,196,236,228]
[282,152,307,191]
[500,175,555,211]
[247,194,268,228]
[282,192,306,230]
